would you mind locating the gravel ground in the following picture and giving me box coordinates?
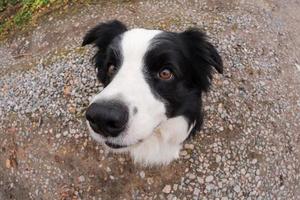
[1,0,300,199]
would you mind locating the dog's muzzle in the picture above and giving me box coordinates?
[86,100,129,138]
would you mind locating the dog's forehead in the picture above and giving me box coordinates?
[120,28,162,60]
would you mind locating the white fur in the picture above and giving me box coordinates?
[88,29,192,165]
[130,116,191,165]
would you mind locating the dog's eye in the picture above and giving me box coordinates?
[158,68,174,80]
[107,64,117,77]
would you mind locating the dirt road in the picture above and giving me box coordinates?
[1,0,300,199]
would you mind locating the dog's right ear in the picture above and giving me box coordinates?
[82,20,127,49]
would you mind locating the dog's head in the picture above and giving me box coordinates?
[83,20,222,150]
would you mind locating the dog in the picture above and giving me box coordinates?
[82,20,223,165]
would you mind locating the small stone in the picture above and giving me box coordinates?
[193,188,200,196]
[197,177,204,184]
[252,159,258,164]
[188,173,196,179]
[167,194,176,200]
[5,159,11,168]
[206,175,214,183]
[241,168,246,175]
[70,129,76,134]
[206,183,214,191]
[173,184,178,191]
[139,171,145,179]
[234,185,241,193]
[180,150,188,156]
[78,175,85,183]
[256,169,260,175]
[55,133,61,139]
[295,63,300,71]
[147,177,154,185]
[106,167,111,172]
[216,155,221,163]
[162,185,171,193]
[184,144,194,149]
[68,106,76,113]
[63,131,68,136]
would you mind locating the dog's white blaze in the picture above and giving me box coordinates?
[91,29,167,145]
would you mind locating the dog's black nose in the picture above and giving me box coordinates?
[86,101,128,137]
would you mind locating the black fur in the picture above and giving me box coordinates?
[82,20,127,47]
[144,30,223,135]
[82,20,127,85]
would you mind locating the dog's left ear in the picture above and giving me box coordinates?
[82,20,127,49]
[180,28,223,92]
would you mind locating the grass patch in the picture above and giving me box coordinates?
[0,0,20,12]
[0,0,71,40]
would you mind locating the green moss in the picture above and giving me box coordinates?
[0,0,20,12]
[13,10,31,25]
[0,0,56,40]
[0,0,92,41]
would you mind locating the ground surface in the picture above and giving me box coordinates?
[1,0,300,199]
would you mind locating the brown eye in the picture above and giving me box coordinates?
[158,68,173,80]
[108,65,117,76]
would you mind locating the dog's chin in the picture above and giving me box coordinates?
[89,131,129,152]
[88,125,142,153]
[103,142,130,153]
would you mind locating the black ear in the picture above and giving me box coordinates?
[82,20,127,49]
[180,28,223,91]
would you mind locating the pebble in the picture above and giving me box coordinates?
[78,176,85,183]
[63,131,68,136]
[188,173,196,179]
[206,176,214,183]
[241,168,246,175]
[206,184,215,191]
[234,185,241,193]
[162,185,172,194]
[180,150,188,156]
[193,188,200,196]
[173,184,178,191]
[252,159,258,164]
[140,171,145,179]
[184,144,194,149]
[147,178,154,185]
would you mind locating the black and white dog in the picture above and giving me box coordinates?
[83,20,223,165]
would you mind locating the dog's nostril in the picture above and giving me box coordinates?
[107,121,121,129]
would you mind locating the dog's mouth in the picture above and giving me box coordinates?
[100,122,163,150]
[104,139,145,149]
[105,141,127,149]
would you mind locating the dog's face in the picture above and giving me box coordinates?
[83,20,222,151]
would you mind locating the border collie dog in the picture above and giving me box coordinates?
[83,20,223,165]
